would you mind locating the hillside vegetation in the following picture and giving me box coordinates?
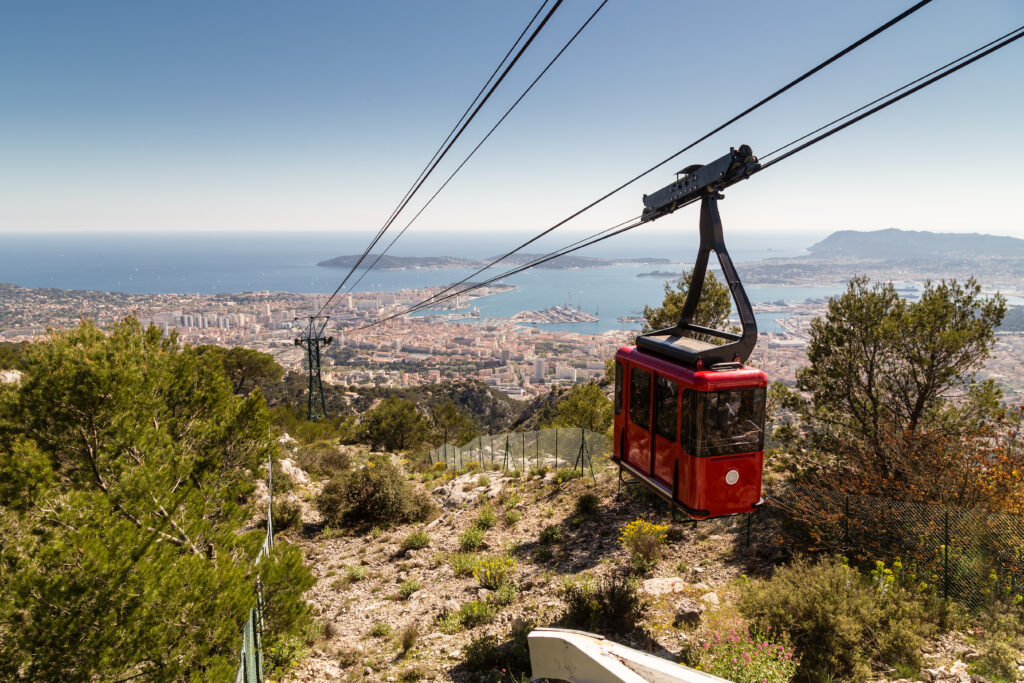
[2,271,1023,682]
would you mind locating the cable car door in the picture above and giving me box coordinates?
[625,366,652,475]
[651,375,678,489]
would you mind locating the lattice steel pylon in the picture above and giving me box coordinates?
[294,316,333,421]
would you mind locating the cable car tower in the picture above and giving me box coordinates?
[294,315,333,421]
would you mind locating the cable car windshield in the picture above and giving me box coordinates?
[685,387,765,457]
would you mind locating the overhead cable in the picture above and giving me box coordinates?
[344,0,611,296]
[374,0,552,236]
[373,0,935,317]
[315,0,565,318]
[759,25,1024,171]
[760,23,1024,161]
[353,21,1023,331]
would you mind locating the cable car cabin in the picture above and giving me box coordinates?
[612,347,766,519]
[613,145,767,519]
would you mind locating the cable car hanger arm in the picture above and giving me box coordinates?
[640,145,759,222]
[636,145,759,367]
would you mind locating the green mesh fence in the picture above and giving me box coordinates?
[235,454,275,683]
[428,427,611,476]
[766,484,1024,610]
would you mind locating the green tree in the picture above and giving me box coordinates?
[358,396,430,452]
[317,455,434,530]
[0,319,313,681]
[543,383,613,434]
[641,268,732,334]
[0,341,27,370]
[790,276,1007,503]
[429,399,479,447]
[198,345,284,395]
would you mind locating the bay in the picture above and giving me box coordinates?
[0,229,842,333]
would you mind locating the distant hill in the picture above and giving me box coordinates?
[808,228,1024,261]
[739,228,1024,284]
[317,254,478,269]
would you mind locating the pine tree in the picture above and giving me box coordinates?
[641,268,732,334]
[0,319,313,681]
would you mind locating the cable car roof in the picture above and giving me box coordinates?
[616,346,767,391]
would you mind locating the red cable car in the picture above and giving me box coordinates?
[611,146,767,519]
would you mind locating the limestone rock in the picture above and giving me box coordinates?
[672,597,704,627]
[640,576,687,597]
[0,369,23,385]
[278,457,310,486]
[700,591,719,607]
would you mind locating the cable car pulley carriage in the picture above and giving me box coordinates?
[612,145,768,520]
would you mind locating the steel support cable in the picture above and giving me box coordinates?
[332,0,550,288]
[363,0,935,320]
[353,22,1023,332]
[375,0,551,236]
[759,25,1024,172]
[353,214,644,331]
[315,0,565,319]
[760,23,1024,161]
[399,213,640,318]
[343,0,612,296]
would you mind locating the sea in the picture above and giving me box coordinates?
[0,229,899,334]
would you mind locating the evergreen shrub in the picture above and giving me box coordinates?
[401,530,430,551]
[316,457,435,530]
[448,552,479,577]
[738,556,929,681]
[474,505,496,530]
[473,555,516,590]
[560,573,646,634]
[539,524,562,545]
[459,527,484,550]
[272,499,303,531]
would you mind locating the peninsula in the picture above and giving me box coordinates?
[317,253,673,271]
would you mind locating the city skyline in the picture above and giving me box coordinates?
[2,1,1022,240]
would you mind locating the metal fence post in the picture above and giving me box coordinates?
[944,507,950,602]
[555,429,559,470]
[843,495,850,552]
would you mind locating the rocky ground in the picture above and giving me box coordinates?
[270,444,1020,682]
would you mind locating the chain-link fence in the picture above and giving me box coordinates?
[428,427,611,475]
[235,454,275,683]
[764,484,1024,610]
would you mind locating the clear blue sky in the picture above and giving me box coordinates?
[1,1,1021,240]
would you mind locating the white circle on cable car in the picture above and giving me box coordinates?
[725,469,740,485]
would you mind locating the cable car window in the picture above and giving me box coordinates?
[680,389,694,452]
[693,387,765,457]
[614,361,623,415]
[654,375,678,441]
[629,368,651,429]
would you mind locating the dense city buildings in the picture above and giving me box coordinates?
[2,279,1023,397]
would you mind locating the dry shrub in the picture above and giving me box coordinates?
[294,441,351,478]
[316,457,434,530]
[739,556,929,681]
[272,499,302,532]
[560,573,646,635]
[398,622,419,654]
